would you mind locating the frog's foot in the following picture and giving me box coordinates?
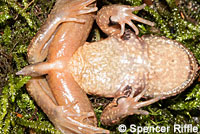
[51,106,109,134]
[101,87,161,126]
[110,4,155,36]
[97,3,155,36]
[55,0,97,23]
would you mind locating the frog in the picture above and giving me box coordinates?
[16,0,199,133]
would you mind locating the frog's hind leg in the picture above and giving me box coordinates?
[27,77,109,134]
[28,0,97,64]
[101,86,161,126]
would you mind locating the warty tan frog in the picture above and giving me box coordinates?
[17,1,199,132]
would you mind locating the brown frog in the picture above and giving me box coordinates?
[17,1,199,133]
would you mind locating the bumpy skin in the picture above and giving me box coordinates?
[69,30,198,125]
[69,33,198,98]
[69,5,198,125]
[17,3,199,129]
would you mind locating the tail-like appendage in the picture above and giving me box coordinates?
[16,62,53,77]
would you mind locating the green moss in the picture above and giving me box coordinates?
[0,0,57,133]
[0,0,199,133]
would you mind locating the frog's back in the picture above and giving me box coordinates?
[69,36,148,97]
[69,35,198,98]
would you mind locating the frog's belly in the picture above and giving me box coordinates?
[69,37,148,97]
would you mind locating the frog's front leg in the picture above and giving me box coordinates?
[100,84,161,126]
[27,77,109,134]
[96,3,154,36]
[28,0,97,64]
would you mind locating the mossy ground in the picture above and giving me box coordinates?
[0,0,199,133]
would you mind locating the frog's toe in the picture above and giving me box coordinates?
[110,14,149,36]
[56,0,97,24]
[109,4,155,36]
[101,86,161,126]
[128,88,161,111]
[121,13,154,35]
[129,3,146,11]
[79,0,96,6]
[128,4,155,27]
[129,13,155,27]
[62,6,97,23]
[134,109,149,115]
[47,104,109,134]
[57,124,109,134]
[54,109,109,134]
[109,16,137,36]
[124,19,139,35]
[133,95,162,108]
[78,7,98,15]
[74,0,97,15]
